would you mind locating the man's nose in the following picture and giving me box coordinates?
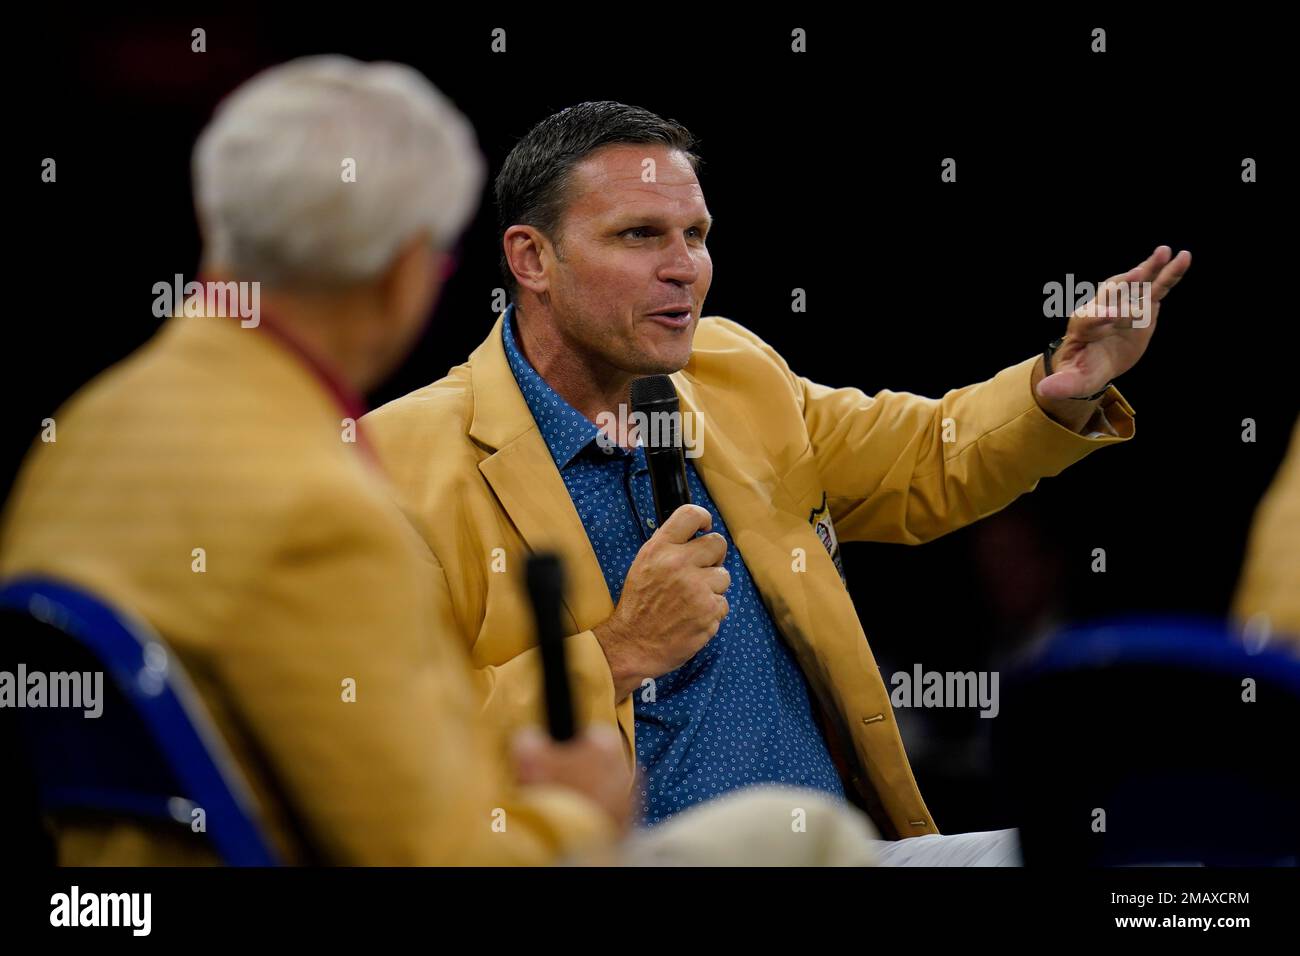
[657,234,700,286]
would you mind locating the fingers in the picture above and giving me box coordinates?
[1110,245,1190,306]
[1077,267,1138,328]
[657,503,712,544]
[1101,264,1144,292]
[511,724,623,786]
[1113,271,1148,330]
[1151,248,1191,301]
[510,725,549,784]
[711,595,729,629]
[1129,245,1171,285]
[685,531,728,567]
[706,564,731,594]
[1079,244,1190,333]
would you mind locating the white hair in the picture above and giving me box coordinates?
[193,55,484,286]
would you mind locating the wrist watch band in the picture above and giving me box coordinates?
[1044,338,1112,401]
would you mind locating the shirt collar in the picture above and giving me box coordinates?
[257,314,369,425]
[502,303,611,470]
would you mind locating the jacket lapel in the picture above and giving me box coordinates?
[467,317,635,750]
[468,316,615,632]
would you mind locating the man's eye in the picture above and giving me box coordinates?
[623,227,650,239]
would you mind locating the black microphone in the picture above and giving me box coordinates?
[524,552,575,741]
[630,375,692,526]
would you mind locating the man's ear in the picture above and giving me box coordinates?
[503,225,552,296]
[381,232,444,327]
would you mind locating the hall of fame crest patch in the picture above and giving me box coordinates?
[808,491,846,584]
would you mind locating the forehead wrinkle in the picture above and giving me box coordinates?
[571,180,708,222]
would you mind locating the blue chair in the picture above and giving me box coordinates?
[0,577,279,865]
[993,615,1300,866]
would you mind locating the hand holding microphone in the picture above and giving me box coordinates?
[593,375,730,701]
[594,503,731,702]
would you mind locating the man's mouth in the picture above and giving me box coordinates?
[647,307,693,328]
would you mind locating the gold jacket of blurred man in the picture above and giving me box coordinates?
[0,59,626,865]
[1234,417,1300,645]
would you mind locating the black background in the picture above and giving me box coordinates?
[6,11,1294,834]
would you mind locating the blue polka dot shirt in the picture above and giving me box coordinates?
[502,306,845,826]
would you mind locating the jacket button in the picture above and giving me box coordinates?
[861,713,885,724]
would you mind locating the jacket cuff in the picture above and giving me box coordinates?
[1000,355,1135,451]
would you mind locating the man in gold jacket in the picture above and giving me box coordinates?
[363,102,1192,851]
[0,60,628,865]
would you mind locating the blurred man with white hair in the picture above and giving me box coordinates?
[0,56,632,865]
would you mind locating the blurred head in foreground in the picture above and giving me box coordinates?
[193,55,484,390]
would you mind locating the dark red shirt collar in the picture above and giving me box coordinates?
[256,312,378,467]
[254,310,369,425]
[191,279,376,464]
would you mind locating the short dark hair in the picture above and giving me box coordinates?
[493,101,700,297]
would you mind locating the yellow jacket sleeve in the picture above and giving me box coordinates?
[794,356,1136,544]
